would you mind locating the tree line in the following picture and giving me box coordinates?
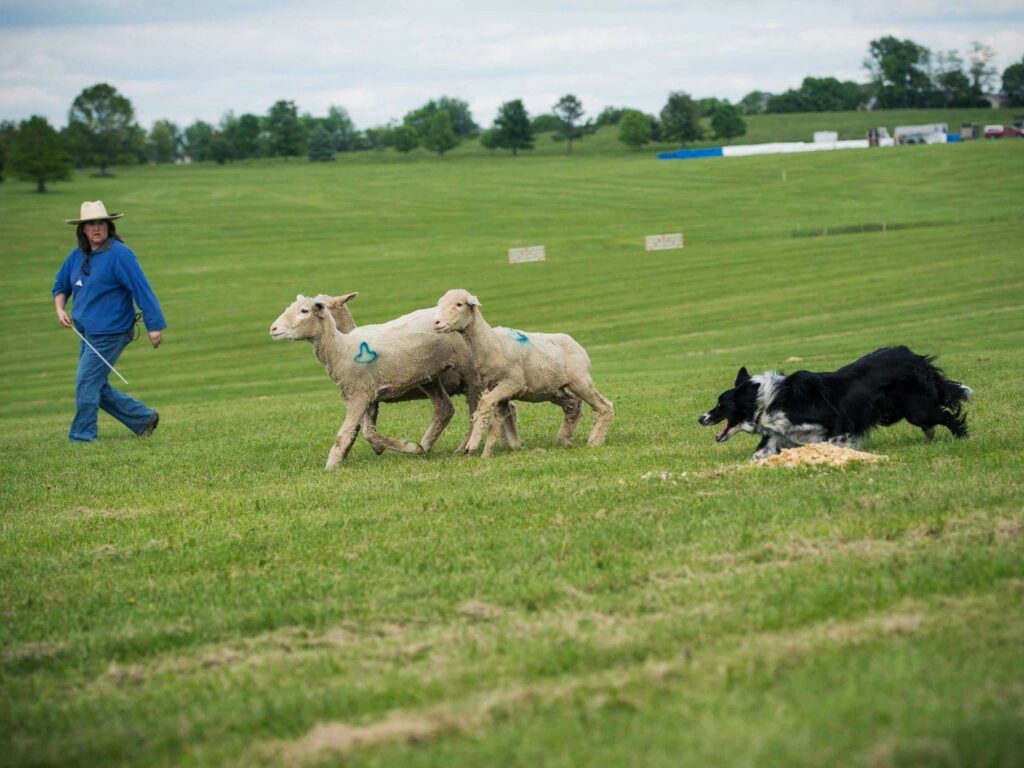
[3,36,1023,191]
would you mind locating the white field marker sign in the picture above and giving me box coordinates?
[508,245,546,264]
[645,233,684,252]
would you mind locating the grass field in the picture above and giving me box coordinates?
[2,117,1023,767]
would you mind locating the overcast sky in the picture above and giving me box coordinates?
[2,1,1022,131]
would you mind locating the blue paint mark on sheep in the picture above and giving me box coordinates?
[354,342,378,364]
[508,329,529,345]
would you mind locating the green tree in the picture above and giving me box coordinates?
[324,105,357,151]
[362,123,396,150]
[738,90,769,115]
[617,109,652,148]
[267,100,304,158]
[711,103,746,140]
[492,99,534,156]
[404,97,479,140]
[422,110,458,156]
[552,94,593,154]
[216,112,241,162]
[0,120,16,182]
[65,83,140,175]
[183,120,216,162]
[933,51,974,107]
[479,129,499,152]
[697,97,727,117]
[209,133,233,165]
[307,125,335,161]
[147,119,181,163]
[864,36,933,108]
[968,41,997,97]
[1003,56,1024,106]
[766,77,865,112]
[233,113,264,158]
[391,125,419,153]
[765,89,805,113]
[9,116,71,192]
[659,91,703,145]
[530,114,562,133]
[595,106,627,126]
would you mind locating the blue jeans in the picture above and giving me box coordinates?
[69,327,155,442]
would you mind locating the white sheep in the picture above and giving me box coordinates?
[318,293,520,455]
[271,294,470,468]
[432,289,613,457]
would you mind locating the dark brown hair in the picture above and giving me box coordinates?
[76,220,123,255]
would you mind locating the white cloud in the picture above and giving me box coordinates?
[1,2,1022,130]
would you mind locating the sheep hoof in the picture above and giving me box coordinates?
[325,448,344,469]
[404,441,425,455]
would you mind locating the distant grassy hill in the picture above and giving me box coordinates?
[251,107,1024,164]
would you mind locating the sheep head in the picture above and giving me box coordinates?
[433,289,481,332]
[270,294,333,340]
[314,292,358,334]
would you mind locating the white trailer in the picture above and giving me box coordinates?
[894,123,948,145]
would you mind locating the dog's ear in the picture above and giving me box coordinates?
[735,366,750,386]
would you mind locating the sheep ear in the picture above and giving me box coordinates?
[335,292,358,306]
[467,294,481,308]
[735,366,750,386]
[313,300,326,313]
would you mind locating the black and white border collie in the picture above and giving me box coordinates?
[698,346,972,460]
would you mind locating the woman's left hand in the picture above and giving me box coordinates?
[149,331,163,348]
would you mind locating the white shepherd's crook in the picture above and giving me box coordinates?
[72,326,129,384]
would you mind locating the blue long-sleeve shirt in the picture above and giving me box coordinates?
[52,239,167,334]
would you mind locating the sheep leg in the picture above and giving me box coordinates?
[456,424,473,454]
[554,393,583,446]
[499,401,522,449]
[326,396,372,469]
[567,378,615,447]
[481,402,508,458]
[467,382,521,455]
[417,382,455,452]
[458,379,483,453]
[360,410,425,456]
[458,394,517,452]
[361,402,387,456]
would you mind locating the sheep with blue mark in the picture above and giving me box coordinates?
[432,289,614,457]
[270,293,479,468]
[318,292,520,456]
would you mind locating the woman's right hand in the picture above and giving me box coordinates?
[56,308,72,328]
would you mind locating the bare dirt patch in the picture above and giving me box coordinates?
[456,600,504,622]
[2,641,66,667]
[760,443,889,468]
[281,712,458,763]
[73,506,128,519]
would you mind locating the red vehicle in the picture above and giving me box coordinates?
[984,124,1023,138]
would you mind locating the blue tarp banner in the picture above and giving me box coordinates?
[657,147,724,160]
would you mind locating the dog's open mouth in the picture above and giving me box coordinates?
[715,424,731,442]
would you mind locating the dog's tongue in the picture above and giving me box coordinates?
[715,425,729,442]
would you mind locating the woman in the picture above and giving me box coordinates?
[52,201,166,442]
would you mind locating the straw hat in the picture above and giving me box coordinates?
[65,200,124,225]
